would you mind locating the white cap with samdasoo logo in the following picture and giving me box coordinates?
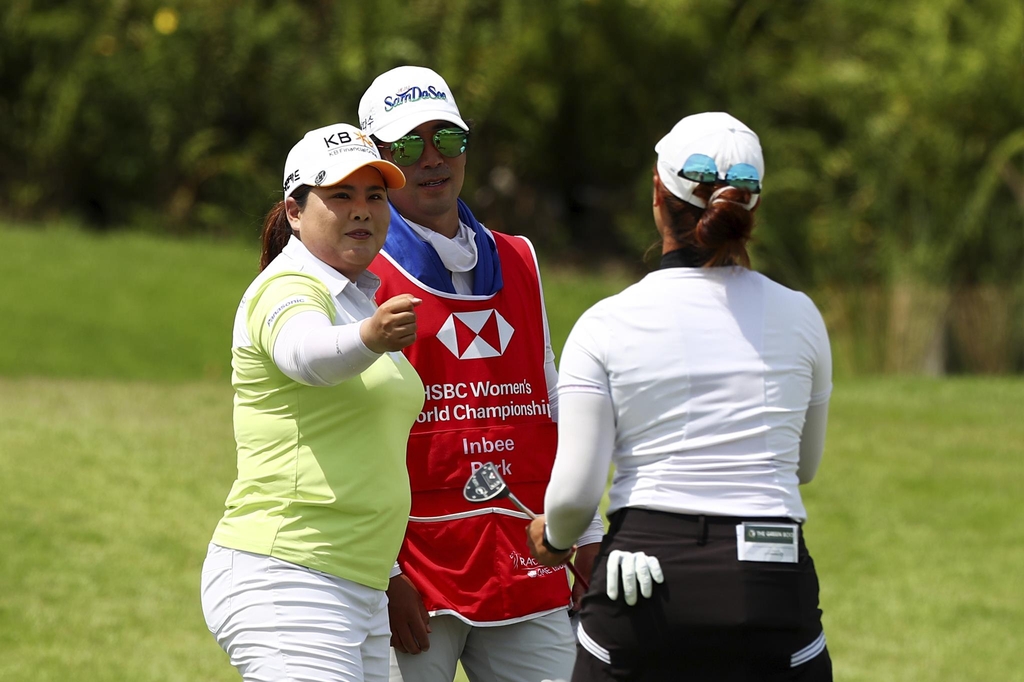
[358,66,469,143]
[655,112,764,210]
[282,123,406,199]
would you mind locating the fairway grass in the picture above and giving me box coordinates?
[1,224,261,382]
[805,379,1024,681]
[1,377,1021,681]
[0,378,237,681]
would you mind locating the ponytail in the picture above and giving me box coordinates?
[693,186,755,268]
[259,185,310,271]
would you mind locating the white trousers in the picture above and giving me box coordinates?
[201,543,391,682]
[389,611,576,682]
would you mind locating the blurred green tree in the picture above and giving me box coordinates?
[1,0,1021,371]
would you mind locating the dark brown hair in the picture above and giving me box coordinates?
[655,167,756,268]
[259,185,311,271]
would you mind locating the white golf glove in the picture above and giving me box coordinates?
[606,550,664,606]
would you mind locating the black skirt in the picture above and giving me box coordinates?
[572,507,832,682]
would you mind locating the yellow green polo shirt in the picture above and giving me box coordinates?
[213,270,423,591]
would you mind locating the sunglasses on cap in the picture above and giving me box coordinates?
[379,127,469,167]
[679,153,761,194]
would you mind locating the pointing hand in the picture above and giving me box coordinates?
[361,294,421,353]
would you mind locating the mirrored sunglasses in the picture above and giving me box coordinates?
[383,127,469,167]
[679,153,761,194]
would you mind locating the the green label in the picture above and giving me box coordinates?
[744,525,796,544]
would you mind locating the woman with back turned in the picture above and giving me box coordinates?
[201,122,424,682]
[527,112,834,681]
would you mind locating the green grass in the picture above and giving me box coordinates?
[806,378,1024,681]
[3,224,1023,681]
[0,378,236,681]
[2,224,261,381]
[2,377,1021,681]
[1,223,634,381]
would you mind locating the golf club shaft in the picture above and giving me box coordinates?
[507,492,590,591]
[506,491,537,519]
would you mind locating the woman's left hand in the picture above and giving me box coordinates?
[526,515,574,567]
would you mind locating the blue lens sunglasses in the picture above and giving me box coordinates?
[679,153,761,194]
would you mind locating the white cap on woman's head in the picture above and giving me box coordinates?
[282,123,405,199]
[358,66,469,143]
[655,112,764,210]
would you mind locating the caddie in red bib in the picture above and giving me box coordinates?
[374,233,567,623]
[361,65,600,682]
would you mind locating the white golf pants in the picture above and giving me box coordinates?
[201,543,391,682]
[389,610,576,682]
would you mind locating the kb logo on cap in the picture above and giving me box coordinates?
[324,131,354,148]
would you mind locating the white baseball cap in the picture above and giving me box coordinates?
[655,112,764,210]
[282,123,405,199]
[358,66,469,143]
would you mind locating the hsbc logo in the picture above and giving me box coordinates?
[436,309,514,359]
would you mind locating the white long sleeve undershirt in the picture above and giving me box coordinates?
[271,310,382,387]
[797,402,828,484]
[543,392,617,550]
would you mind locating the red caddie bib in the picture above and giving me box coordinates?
[371,232,570,624]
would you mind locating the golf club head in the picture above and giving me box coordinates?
[463,462,510,504]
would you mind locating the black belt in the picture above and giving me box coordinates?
[673,512,801,525]
[609,508,802,546]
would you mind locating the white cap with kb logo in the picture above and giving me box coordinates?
[282,123,406,199]
[358,66,469,143]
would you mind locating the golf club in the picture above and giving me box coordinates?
[463,462,590,591]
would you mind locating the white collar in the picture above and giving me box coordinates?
[281,235,381,299]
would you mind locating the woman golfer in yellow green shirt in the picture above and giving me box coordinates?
[200,122,424,682]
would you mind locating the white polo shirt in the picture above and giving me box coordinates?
[554,266,832,524]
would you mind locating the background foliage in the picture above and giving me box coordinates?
[2,0,1022,372]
